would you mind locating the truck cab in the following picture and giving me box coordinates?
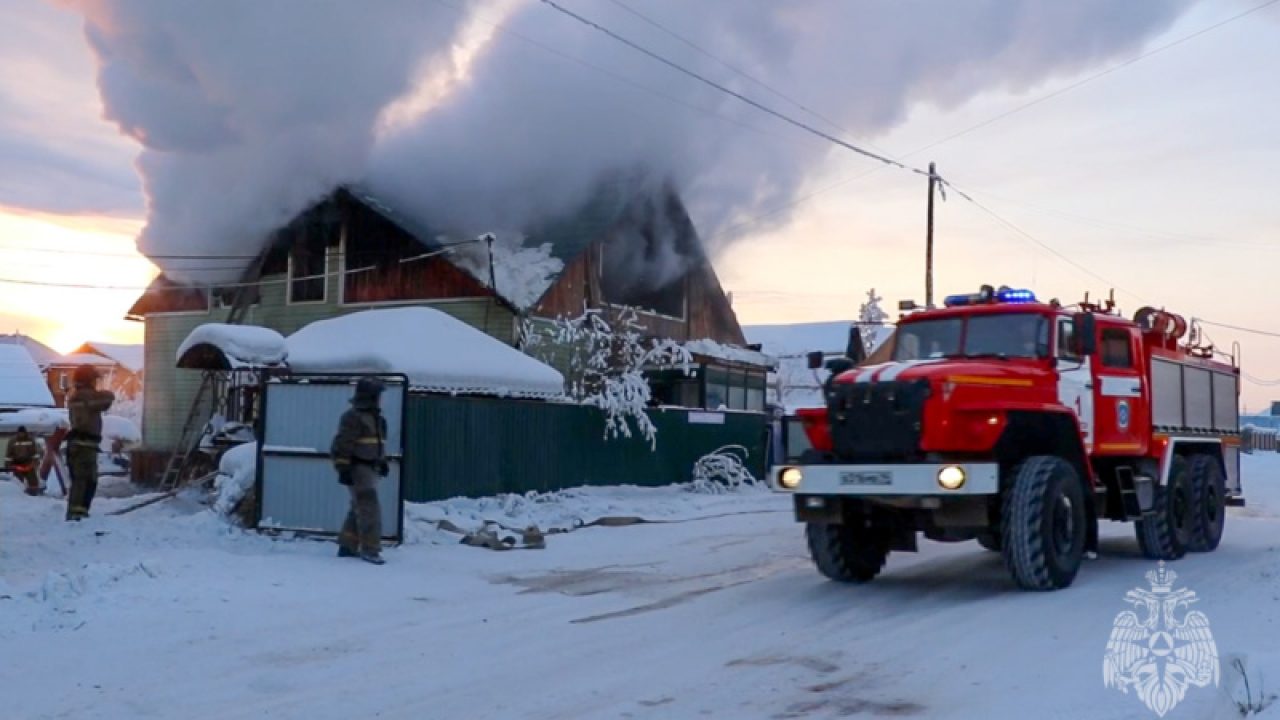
[773,285,1240,591]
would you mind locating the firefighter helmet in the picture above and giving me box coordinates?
[352,377,385,405]
[73,364,100,386]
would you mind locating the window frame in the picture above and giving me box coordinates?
[1100,327,1135,369]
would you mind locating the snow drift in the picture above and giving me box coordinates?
[285,307,564,398]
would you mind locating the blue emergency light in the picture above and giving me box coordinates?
[943,286,1037,307]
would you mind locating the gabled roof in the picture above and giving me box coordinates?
[76,342,145,373]
[0,334,59,367]
[128,176,714,319]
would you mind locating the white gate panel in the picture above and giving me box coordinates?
[256,375,406,540]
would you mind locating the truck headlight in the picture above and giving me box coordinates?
[778,467,803,490]
[937,465,966,490]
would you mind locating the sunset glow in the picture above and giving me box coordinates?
[0,207,153,353]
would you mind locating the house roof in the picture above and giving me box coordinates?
[0,345,55,408]
[49,353,118,368]
[0,334,60,368]
[78,342,145,373]
[128,177,716,321]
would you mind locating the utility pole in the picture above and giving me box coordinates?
[925,161,937,309]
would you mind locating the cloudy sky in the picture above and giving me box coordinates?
[3,0,1279,407]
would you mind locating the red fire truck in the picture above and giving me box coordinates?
[771,285,1242,591]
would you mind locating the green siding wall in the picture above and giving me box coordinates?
[401,394,768,502]
[141,252,516,451]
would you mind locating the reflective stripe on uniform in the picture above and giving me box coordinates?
[356,438,381,444]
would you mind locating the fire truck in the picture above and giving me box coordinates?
[771,285,1242,591]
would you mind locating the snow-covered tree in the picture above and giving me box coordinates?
[522,306,691,448]
[857,287,889,356]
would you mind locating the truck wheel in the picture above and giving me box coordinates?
[1187,454,1226,552]
[976,532,1001,552]
[1135,457,1193,560]
[805,522,890,583]
[1001,456,1087,591]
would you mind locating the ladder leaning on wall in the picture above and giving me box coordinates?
[155,256,265,492]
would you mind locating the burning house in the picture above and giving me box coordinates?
[126,179,771,460]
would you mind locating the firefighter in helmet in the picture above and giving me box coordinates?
[6,425,42,495]
[330,377,389,565]
[65,364,116,521]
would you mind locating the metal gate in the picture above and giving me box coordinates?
[255,374,407,540]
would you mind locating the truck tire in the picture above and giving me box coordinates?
[1135,456,1193,560]
[1187,454,1226,552]
[805,522,890,583]
[1001,456,1087,591]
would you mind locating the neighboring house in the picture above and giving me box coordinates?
[0,333,59,368]
[77,342,145,395]
[744,321,894,411]
[45,353,118,407]
[127,181,768,453]
[0,345,56,410]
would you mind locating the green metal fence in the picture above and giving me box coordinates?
[401,394,769,503]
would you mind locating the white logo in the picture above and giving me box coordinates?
[1103,562,1219,717]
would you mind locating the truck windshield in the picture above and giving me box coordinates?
[894,313,1049,361]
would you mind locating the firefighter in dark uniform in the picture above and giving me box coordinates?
[6,426,42,495]
[331,377,389,565]
[66,364,115,521]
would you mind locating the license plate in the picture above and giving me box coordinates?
[839,470,892,486]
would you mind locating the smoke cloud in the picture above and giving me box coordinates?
[65,0,1194,285]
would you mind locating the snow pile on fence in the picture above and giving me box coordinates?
[0,345,55,408]
[287,307,564,398]
[448,232,564,311]
[176,324,288,368]
[213,442,258,515]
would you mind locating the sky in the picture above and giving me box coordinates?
[3,0,1280,408]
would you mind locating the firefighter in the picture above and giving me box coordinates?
[331,377,389,565]
[6,426,42,496]
[65,364,116,521]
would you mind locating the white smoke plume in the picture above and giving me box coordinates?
[65,0,1194,285]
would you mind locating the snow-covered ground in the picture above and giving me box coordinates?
[3,457,1279,719]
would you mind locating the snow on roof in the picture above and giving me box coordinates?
[447,232,564,311]
[0,345,55,408]
[176,324,288,369]
[50,353,118,367]
[743,321,894,411]
[286,307,565,398]
[682,339,775,368]
[0,334,60,367]
[81,342,145,373]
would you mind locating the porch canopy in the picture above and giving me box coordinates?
[176,324,288,370]
[285,307,565,399]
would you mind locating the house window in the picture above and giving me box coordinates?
[704,367,729,410]
[288,224,329,304]
[728,369,747,410]
[1101,328,1133,368]
[746,373,766,412]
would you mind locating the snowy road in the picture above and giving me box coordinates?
[3,460,1280,720]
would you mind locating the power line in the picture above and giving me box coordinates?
[694,0,1280,245]
[952,186,1145,303]
[536,0,935,181]
[1196,318,1280,340]
[904,0,1280,158]
[602,0,882,149]
[427,0,787,141]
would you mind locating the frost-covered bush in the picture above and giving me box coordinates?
[689,445,761,494]
[523,306,690,448]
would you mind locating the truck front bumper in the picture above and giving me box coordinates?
[770,462,999,496]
